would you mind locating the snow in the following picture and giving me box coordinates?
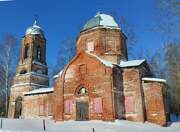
[32,61,47,67]
[142,77,167,83]
[53,70,63,79]
[86,52,146,68]
[119,59,145,67]
[86,51,114,68]
[24,87,53,95]
[95,13,119,28]
[0,119,179,132]
[89,26,120,31]
[1,118,43,131]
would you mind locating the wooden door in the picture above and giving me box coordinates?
[76,101,88,121]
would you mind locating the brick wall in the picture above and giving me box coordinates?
[77,28,127,64]
[53,52,115,121]
[122,68,145,122]
[142,81,167,126]
[22,92,53,118]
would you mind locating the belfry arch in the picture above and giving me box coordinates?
[14,96,22,118]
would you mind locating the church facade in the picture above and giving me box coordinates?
[8,13,168,126]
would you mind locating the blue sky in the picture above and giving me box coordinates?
[0,0,166,67]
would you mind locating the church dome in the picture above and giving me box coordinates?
[82,12,119,31]
[25,20,44,35]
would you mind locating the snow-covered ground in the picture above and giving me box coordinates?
[0,119,180,132]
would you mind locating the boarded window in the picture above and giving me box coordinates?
[24,44,30,59]
[105,37,116,51]
[86,41,94,51]
[39,105,44,116]
[47,103,53,116]
[65,100,73,114]
[125,96,135,113]
[93,97,103,113]
[79,64,87,74]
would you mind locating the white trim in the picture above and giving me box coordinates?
[83,26,120,33]
[86,51,114,68]
[11,83,48,88]
[32,61,47,67]
[53,69,64,79]
[24,87,53,95]
[16,72,48,78]
[119,60,145,67]
[142,77,166,83]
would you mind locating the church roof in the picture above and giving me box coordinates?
[119,60,146,67]
[53,69,64,79]
[86,51,145,68]
[82,12,119,31]
[25,20,44,35]
[24,87,53,96]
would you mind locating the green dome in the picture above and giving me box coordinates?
[82,13,119,31]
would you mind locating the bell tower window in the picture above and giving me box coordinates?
[37,46,41,62]
[24,44,30,59]
[86,41,94,52]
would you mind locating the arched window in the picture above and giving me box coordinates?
[24,44,30,59]
[20,69,27,74]
[37,46,41,62]
[78,87,87,95]
[14,96,22,118]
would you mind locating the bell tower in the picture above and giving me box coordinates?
[8,20,49,118]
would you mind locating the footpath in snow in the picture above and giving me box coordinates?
[0,119,179,132]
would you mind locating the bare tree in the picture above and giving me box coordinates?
[0,33,19,116]
[118,16,137,58]
[164,42,180,113]
[155,0,180,40]
[154,0,180,113]
[51,37,76,77]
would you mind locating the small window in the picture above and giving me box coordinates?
[93,97,103,113]
[24,44,30,59]
[20,70,27,74]
[65,100,72,114]
[79,64,87,74]
[125,96,135,113]
[39,105,44,116]
[47,103,53,116]
[86,41,94,52]
[37,46,41,62]
[105,37,116,51]
[78,87,87,95]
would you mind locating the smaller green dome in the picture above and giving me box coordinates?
[82,12,119,31]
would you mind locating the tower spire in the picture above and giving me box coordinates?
[33,15,38,26]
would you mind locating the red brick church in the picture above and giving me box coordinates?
[8,13,168,126]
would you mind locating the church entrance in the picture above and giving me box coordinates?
[14,96,22,118]
[76,101,89,121]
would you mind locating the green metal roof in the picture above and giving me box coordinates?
[82,13,119,31]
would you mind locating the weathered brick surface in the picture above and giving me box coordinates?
[9,20,168,127]
[122,68,145,122]
[142,81,167,126]
[22,93,53,118]
[77,28,128,64]
[53,51,114,121]
[52,26,168,126]
[8,33,49,118]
